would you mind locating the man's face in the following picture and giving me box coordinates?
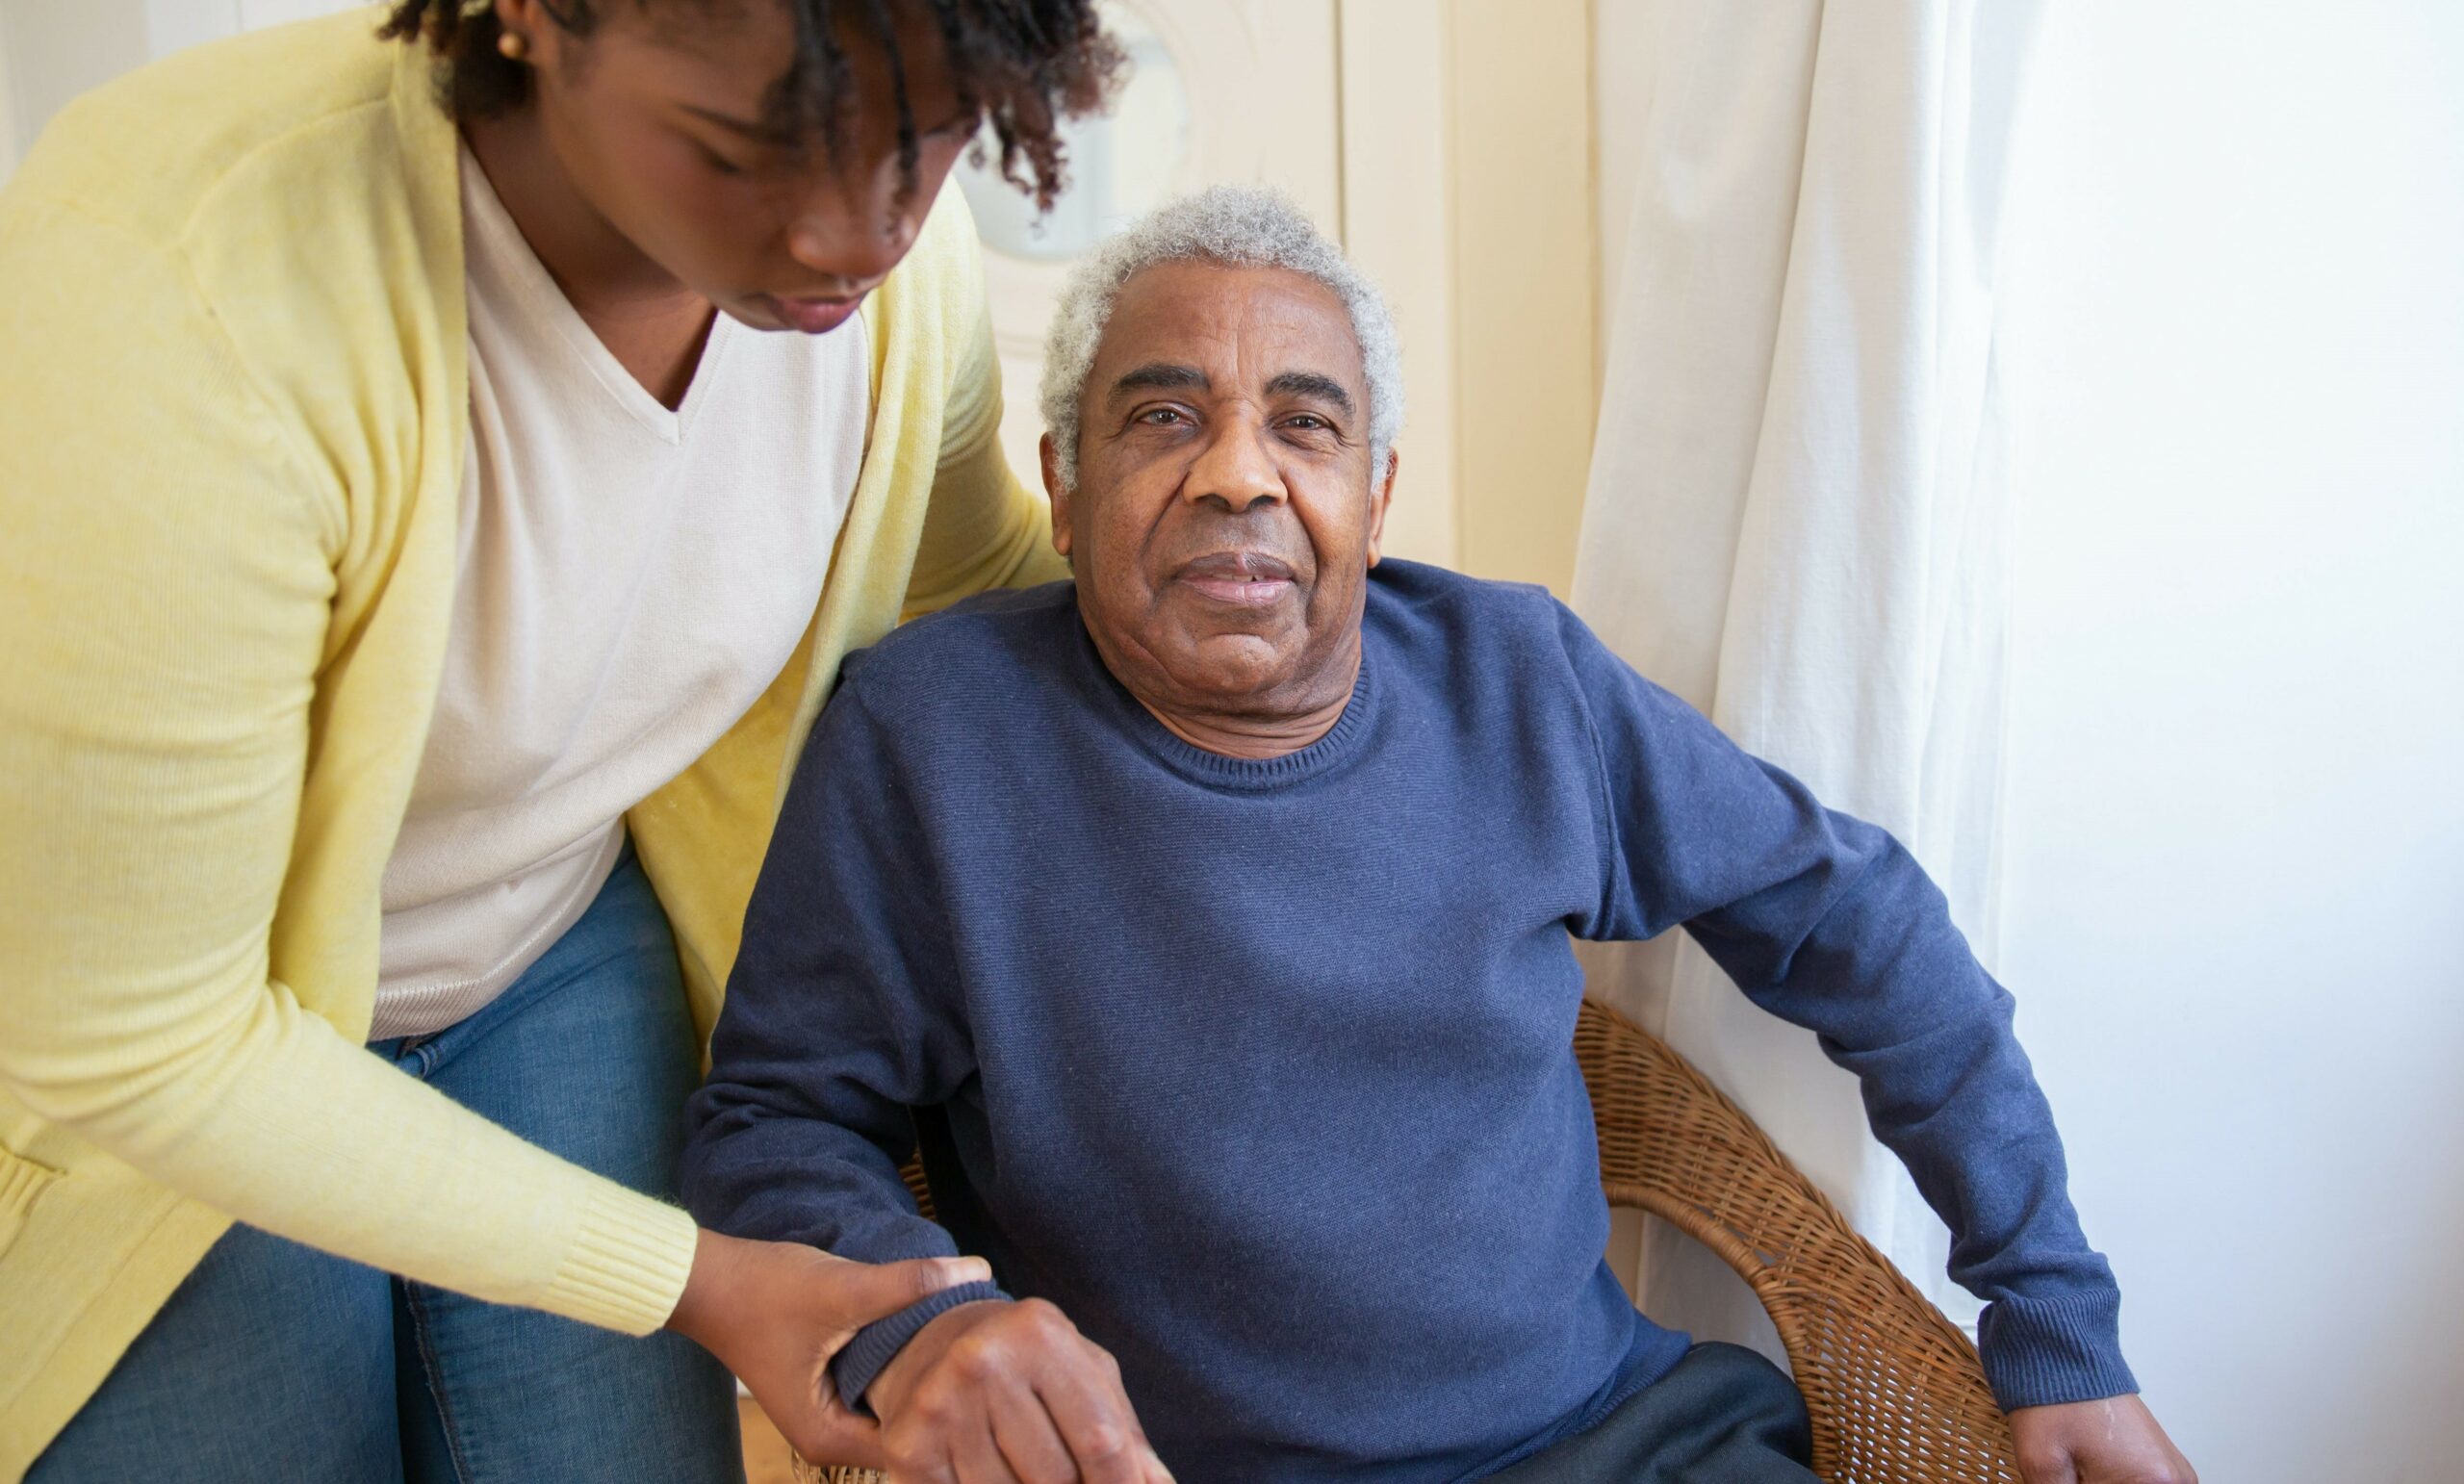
[1044,262,1397,716]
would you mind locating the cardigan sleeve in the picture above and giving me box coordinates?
[901,198,1073,621]
[0,196,699,1335]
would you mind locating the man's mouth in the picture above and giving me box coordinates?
[1174,551,1298,608]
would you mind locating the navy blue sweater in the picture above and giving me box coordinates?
[682,563,2133,1482]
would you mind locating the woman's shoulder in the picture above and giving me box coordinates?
[0,13,466,551]
[5,13,442,249]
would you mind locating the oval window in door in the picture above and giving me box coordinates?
[956,3,1190,263]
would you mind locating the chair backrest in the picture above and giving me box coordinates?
[1574,996,2020,1483]
[803,1004,2023,1484]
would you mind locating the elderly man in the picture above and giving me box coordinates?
[681,189,2194,1484]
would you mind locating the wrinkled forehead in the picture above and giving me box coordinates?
[1089,261,1369,399]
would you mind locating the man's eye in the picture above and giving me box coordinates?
[1286,415,1329,430]
[1138,408,1187,425]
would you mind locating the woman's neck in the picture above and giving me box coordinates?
[462,111,715,409]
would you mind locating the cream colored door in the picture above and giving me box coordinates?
[956,0,1342,498]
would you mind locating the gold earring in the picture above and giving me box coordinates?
[497,30,529,62]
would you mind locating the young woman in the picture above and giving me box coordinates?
[0,3,1123,1478]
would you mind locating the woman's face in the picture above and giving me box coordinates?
[507,0,974,333]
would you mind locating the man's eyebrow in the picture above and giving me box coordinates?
[1266,371,1356,414]
[1109,364,1211,400]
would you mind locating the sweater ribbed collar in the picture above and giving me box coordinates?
[1072,612,1381,790]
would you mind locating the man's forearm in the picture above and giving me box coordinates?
[1689,822,2136,1409]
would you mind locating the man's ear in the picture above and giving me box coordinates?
[1364,446,1400,568]
[1040,433,1072,559]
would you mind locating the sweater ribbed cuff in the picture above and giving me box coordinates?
[831,1280,1010,1411]
[540,1187,702,1336]
[1978,1289,2139,1412]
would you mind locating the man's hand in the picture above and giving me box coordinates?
[866,1296,1174,1484]
[2010,1394,2195,1484]
[664,1228,992,1469]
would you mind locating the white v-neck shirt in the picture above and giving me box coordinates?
[372,149,870,1039]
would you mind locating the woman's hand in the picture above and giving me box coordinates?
[665,1228,992,1469]
[866,1296,1174,1484]
[2010,1394,2196,1484]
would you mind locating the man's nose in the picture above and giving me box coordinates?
[1185,417,1288,514]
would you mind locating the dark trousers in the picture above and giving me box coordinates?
[1486,1343,1819,1483]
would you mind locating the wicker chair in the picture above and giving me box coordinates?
[798,997,2018,1484]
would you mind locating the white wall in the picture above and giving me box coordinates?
[0,16,17,185]
[1995,3,2464,1480]
[0,2,152,177]
[0,0,359,177]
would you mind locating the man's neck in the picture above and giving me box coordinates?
[1125,643,1363,762]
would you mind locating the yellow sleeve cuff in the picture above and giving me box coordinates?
[542,1186,701,1336]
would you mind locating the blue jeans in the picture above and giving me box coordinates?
[34,842,744,1483]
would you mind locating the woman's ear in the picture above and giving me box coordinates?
[1040,433,1072,559]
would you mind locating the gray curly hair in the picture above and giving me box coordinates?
[1038,185,1404,492]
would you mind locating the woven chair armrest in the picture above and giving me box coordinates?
[1575,997,2021,1482]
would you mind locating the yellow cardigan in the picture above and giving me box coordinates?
[0,13,1062,1472]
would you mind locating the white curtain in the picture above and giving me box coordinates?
[1574,0,2043,1353]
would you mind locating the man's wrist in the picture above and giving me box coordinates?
[865,1296,1011,1419]
[834,1284,1012,1413]
[1979,1289,2137,1412]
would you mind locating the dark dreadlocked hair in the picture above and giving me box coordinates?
[378,1,1121,210]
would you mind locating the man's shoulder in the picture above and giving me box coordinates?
[1368,556,1554,601]
[836,580,1083,721]
[1366,559,1575,658]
